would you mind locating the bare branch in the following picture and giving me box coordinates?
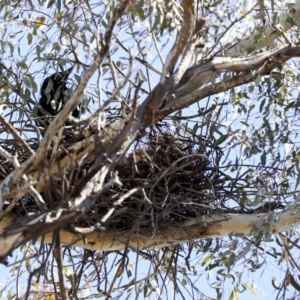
[114,34,162,75]
[0,206,299,255]
[0,113,33,156]
[53,232,68,300]
[164,44,300,115]
[161,0,196,84]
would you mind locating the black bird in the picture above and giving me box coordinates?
[36,66,82,134]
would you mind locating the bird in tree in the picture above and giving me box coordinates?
[36,66,82,134]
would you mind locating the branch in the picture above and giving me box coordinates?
[226,0,300,55]
[161,0,196,84]
[0,1,129,203]
[38,207,300,250]
[162,44,300,115]
[0,114,33,156]
[0,207,299,257]
[173,44,287,97]
[0,115,130,200]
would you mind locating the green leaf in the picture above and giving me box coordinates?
[290,274,300,292]
[27,33,32,45]
[57,0,61,12]
[216,134,229,146]
[23,76,31,89]
[17,61,28,70]
[255,76,261,86]
[259,98,266,112]
[134,0,145,19]
[25,259,31,272]
[242,283,258,297]
[201,255,212,265]
[236,242,251,261]
[47,0,54,8]
[126,268,132,278]
[229,288,239,300]
[261,151,266,165]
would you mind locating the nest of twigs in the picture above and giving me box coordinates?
[1,124,238,233]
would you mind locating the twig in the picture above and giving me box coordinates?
[149,154,207,197]
[53,231,69,300]
[101,187,140,223]
[0,146,47,212]
[114,34,162,75]
[207,3,257,57]
[149,15,165,66]
[0,113,34,156]
[161,0,195,84]
[24,240,55,300]
[74,52,134,128]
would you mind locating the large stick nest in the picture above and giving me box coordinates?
[0,123,247,234]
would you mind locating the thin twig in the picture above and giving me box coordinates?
[53,230,69,300]
[0,113,34,156]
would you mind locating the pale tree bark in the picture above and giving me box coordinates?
[0,205,299,258]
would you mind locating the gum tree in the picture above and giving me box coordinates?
[1,0,300,299]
